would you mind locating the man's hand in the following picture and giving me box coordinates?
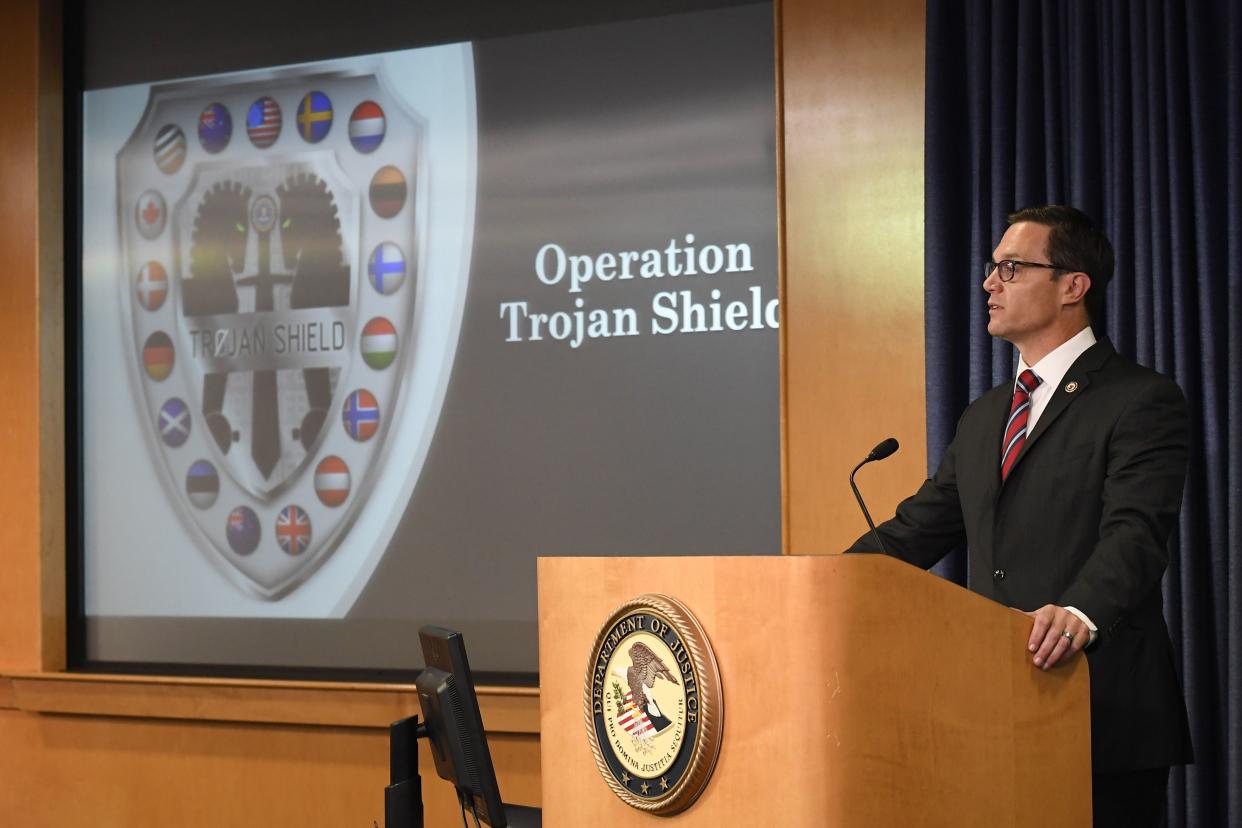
[1023,604,1088,670]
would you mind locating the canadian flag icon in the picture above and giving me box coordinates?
[135,189,166,240]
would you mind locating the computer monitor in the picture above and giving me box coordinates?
[416,625,507,826]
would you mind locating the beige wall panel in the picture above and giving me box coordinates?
[0,709,540,826]
[781,0,928,552]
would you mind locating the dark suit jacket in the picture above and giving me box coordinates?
[850,337,1193,773]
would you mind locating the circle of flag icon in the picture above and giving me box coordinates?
[198,102,232,154]
[135,190,167,240]
[185,460,219,509]
[349,100,386,153]
[276,505,312,556]
[367,241,406,295]
[361,317,398,370]
[369,165,407,219]
[135,261,168,311]
[142,331,175,381]
[153,124,186,174]
[246,96,282,148]
[297,91,333,143]
[342,389,380,441]
[314,455,352,507]
[226,506,261,556]
[158,398,190,447]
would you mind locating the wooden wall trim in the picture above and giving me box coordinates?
[0,677,16,710]
[0,672,540,733]
[37,0,65,675]
[0,0,65,675]
[0,0,44,674]
[774,0,791,554]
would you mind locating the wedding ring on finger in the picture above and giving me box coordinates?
[1061,630,1075,643]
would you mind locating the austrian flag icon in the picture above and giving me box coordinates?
[314,455,351,507]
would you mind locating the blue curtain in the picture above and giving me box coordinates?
[925,1,1240,825]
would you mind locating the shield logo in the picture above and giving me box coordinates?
[117,70,426,599]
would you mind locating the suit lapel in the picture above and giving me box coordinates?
[1003,337,1115,482]
[979,385,1012,505]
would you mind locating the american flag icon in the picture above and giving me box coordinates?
[618,692,654,739]
[246,96,282,148]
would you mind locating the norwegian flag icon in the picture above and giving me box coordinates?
[276,505,312,556]
[342,389,380,441]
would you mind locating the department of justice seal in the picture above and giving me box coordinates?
[584,593,723,816]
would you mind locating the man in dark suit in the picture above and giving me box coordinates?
[850,206,1192,827]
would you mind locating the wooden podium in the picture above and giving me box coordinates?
[538,554,1091,826]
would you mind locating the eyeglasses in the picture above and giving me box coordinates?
[984,259,1073,282]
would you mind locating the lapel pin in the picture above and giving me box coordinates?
[1064,381,1079,393]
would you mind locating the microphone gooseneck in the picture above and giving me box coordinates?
[850,438,900,556]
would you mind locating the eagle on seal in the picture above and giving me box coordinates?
[627,642,678,732]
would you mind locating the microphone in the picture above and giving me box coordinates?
[849,438,900,556]
[866,437,899,462]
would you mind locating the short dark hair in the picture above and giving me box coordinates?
[1007,205,1114,324]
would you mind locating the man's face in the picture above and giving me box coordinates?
[983,222,1067,346]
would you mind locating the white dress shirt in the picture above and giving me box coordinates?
[1015,325,1097,431]
[1014,325,1100,642]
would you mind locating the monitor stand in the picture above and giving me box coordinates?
[385,714,543,828]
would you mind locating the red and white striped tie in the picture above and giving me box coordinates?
[1001,369,1042,482]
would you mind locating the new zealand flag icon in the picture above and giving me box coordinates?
[226,506,260,555]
